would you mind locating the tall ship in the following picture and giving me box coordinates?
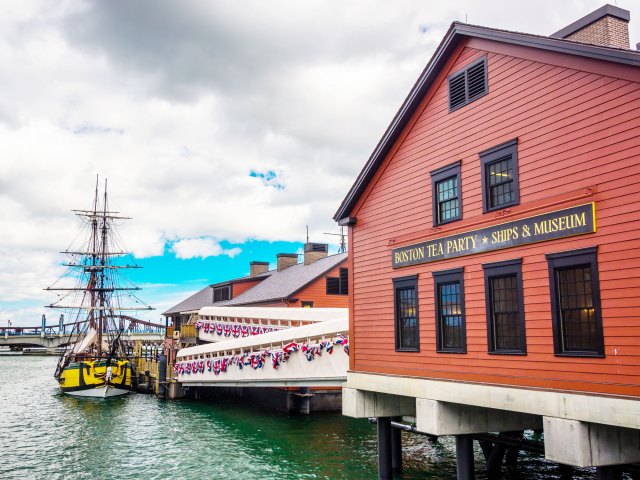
[46,178,154,397]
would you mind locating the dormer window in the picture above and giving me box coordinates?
[213,285,231,302]
[448,57,487,112]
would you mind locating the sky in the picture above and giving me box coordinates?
[1,0,638,326]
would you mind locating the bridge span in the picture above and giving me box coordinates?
[0,328,166,349]
[175,307,349,388]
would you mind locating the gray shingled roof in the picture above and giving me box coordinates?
[162,253,347,314]
[225,253,347,306]
[162,285,214,315]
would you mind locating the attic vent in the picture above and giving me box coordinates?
[448,58,487,112]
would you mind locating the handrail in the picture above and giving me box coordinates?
[178,318,348,360]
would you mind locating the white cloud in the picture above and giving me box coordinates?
[0,0,636,323]
[171,238,242,260]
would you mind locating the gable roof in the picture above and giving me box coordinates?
[162,270,271,315]
[162,253,347,314]
[333,22,640,222]
[223,252,347,306]
[163,285,214,315]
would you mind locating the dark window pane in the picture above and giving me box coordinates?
[490,275,522,351]
[438,282,463,350]
[326,277,340,295]
[339,268,349,295]
[557,266,597,352]
[397,286,418,349]
[437,176,459,222]
[214,286,231,302]
[487,156,514,208]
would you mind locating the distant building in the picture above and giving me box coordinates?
[334,4,640,477]
[163,242,348,333]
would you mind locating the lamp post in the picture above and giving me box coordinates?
[5,320,10,339]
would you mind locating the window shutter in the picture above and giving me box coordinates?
[467,61,486,100]
[448,58,487,111]
[326,277,340,295]
[448,73,466,110]
[339,268,348,295]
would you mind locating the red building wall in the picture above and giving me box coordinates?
[292,263,349,308]
[235,263,350,308]
[231,278,263,297]
[348,38,640,396]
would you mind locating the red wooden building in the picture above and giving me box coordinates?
[335,5,640,478]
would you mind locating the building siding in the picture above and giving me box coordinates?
[291,263,349,308]
[232,279,263,298]
[349,38,640,397]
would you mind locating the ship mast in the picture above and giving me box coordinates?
[98,179,109,355]
[45,175,154,360]
[91,176,100,352]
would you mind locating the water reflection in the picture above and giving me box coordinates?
[0,356,625,479]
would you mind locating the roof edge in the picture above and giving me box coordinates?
[333,21,640,222]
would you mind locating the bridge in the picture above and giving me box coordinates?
[0,321,166,349]
[175,307,349,388]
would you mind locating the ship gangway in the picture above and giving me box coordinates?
[175,307,348,388]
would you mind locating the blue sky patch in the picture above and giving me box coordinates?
[249,169,285,190]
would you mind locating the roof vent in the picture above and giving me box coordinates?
[551,4,630,49]
[448,58,487,112]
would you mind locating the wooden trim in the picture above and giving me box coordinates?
[433,267,467,353]
[482,258,527,354]
[480,138,520,213]
[431,160,462,226]
[393,275,420,352]
[546,246,604,357]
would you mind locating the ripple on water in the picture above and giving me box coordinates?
[0,356,623,479]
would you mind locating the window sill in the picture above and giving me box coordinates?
[433,216,462,228]
[395,348,420,353]
[483,200,519,214]
[554,351,605,358]
[436,349,467,354]
[488,350,527,356]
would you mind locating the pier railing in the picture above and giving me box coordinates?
[175,311,349,387]
[194,306,347,344]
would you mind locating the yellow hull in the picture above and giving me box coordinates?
[58,359,132,397]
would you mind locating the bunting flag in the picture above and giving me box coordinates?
[196,320,281,338]
[231,324,240,338]
[335,334,349,355]
[175,334,350,378]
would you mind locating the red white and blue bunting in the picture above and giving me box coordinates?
[195,320,277,338]
[174,334,349,377]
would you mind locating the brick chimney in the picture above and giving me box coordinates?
[249,261,269,277]
[276,253,298,272]
[304,242,328,265]
[551,4,630,49]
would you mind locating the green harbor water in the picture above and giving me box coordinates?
[0,355,613,479]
